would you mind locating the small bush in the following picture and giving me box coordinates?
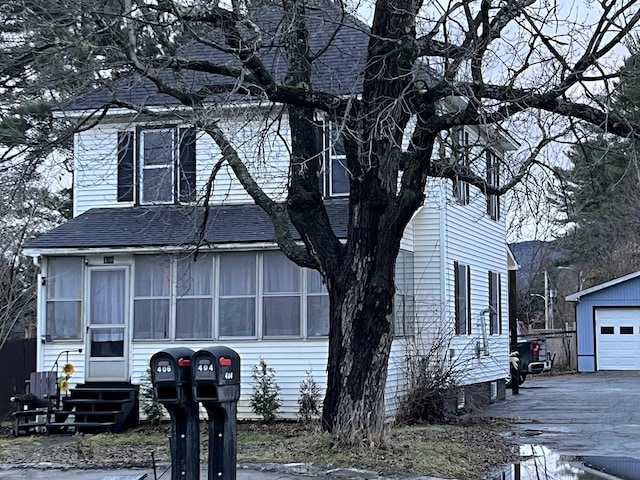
[139,367,166,425]
[297,371,321,422]
[250,357,281,424]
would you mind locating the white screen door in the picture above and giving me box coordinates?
[86,267,129,381]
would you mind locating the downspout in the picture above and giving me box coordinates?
[29,254,45,372]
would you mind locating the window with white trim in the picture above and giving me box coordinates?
[132,252,331,340]
[133,255,171,339]
[219,252,257,337]
[263,251,301,337]
[306,269,329,336]
[394,250,415,337]
[452,128,470,205]
[488,271,501,335]
[46,257,83,340]
[117,127,196,205]
[319,121,349,197]
[176,254,213,339]
[140,128,175,204]
[454,261,471,335]
[486,150,500,221]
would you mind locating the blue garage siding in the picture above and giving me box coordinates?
[575,277,640,372]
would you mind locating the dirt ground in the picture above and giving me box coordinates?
[0,418,516,479]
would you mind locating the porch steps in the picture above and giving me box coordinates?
[60,382,139,433]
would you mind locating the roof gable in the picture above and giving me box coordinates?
[566,271,640,302]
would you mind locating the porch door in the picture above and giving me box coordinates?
[86,267,129,381]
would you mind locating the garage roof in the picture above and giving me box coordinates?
[566,270,640,302]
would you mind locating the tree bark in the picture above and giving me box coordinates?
[321,241,397,442]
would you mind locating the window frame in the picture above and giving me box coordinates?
[454,261,471,335]
[45,256,84,341]
[139,127,177,205]
[394,250,415,337]
[131,251,329,341]
[133,255,171,340]
[486,149,500,221]
[453,128,470,205]
[488,271,501,335]
[323,120,349,197]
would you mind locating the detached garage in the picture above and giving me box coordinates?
[567,272,640,372]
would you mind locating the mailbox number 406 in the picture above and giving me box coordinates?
[157,365,172,373]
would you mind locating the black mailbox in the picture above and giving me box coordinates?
[150,347,195,404]
[150,347,199,480]
[192,346,241,480]
[192,346,241,403]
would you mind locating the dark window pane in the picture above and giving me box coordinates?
[307,296,329,337]
[264,297,300,336]
[46,301,81,340]
[600,326,614,334]
[219,298,255,336]
[620,326,634,334]
[133,299,170,339]
[176,298,212,338]
[142,130,173,166]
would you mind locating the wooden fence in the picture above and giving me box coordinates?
[0,338,36,419]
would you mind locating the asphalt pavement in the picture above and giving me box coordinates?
[483,371,640,458]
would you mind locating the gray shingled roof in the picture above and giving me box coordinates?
[25,200,349,250]
[65,4,370,111]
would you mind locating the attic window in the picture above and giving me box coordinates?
[117,127,197,205]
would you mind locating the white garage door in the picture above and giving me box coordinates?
[595,308,640,370]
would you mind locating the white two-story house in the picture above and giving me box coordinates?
[23,3,517,430]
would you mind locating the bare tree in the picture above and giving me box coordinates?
[3,0,640,441]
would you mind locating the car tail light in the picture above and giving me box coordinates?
[531,341,540,359]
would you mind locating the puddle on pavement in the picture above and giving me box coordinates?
[490,445,640,480]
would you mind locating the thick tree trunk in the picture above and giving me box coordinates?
[320,227,399,443]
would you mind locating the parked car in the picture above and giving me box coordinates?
[506,338,553,387]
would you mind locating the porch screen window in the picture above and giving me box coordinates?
[394,250,415,337]
[46,257,83,340]
[454,261,471,335]
[176,254,213,339]
[219,252,256,337]
[488,271,501,335]
[263,251,301,337]
[307,269,329,337]
[133,255,170,339]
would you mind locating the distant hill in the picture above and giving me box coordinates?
[509,240,565,289]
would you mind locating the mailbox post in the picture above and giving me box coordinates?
[192,346,241,480]
[150,347,200,480]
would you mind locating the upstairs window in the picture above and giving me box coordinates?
[117,127,196,205]
[318,121,349,197]
[454,261,471,335]
[486,150,500,221]
[452,127,470,205]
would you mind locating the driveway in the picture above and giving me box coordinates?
[483,371,640,459]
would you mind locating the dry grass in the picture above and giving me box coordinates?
[0,418,516,479]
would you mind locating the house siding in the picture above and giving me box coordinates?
[41,338,408,420]
[443,177,509,385]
